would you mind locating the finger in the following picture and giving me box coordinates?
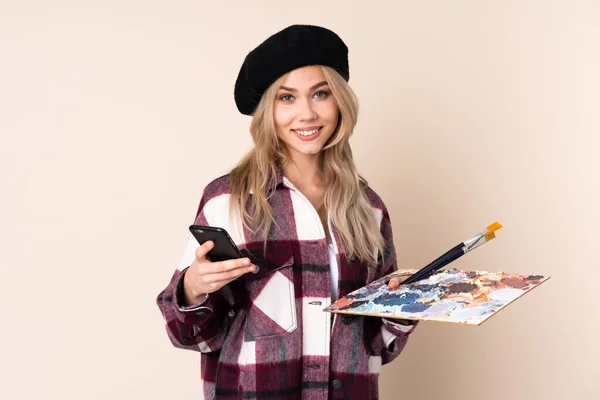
[202,264,257,283]
[198,257,252,274]
[388,277,401,289]
[194,241,214,260]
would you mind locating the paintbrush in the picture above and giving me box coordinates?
[399,222,503,285]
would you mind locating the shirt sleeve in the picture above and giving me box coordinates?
[156,192,236,353]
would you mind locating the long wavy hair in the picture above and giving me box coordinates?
[229,66,384,264]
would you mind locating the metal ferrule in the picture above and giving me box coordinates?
[462,230,489,253]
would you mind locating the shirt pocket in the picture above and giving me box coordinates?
[240,243,298,341]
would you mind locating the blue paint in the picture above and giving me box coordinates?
[413,284,438,292]
[402,302,431,313]
[374,291,419,306]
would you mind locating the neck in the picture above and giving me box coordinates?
[282,152,324,188]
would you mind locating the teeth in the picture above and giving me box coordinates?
[294,128,319,136]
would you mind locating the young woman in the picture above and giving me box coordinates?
[157,24,417,400]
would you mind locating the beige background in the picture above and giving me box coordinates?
[1,1,599,399]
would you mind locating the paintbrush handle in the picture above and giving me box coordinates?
[400,243,463,285]
[399,222,502,285]
[402,247,465,284]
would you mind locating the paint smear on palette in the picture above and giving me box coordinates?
[323,268,550,325]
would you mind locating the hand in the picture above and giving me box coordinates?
[182,240,256,306]
[387,277,402,290]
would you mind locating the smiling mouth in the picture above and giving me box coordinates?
[292,127,322,137]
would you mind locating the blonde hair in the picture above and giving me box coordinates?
[229,66,385,264]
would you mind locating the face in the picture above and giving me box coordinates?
[273,66,339,160]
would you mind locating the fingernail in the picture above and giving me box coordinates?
[242,258,250,265]
[205,241,213,248]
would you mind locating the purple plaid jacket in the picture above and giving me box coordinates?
[157,171,417,399]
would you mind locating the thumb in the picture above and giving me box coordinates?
[194,240,214,261]
[388,277,401,289]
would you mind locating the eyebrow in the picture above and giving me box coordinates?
[279,81,328,92]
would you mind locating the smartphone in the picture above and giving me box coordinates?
[188,225,245,262]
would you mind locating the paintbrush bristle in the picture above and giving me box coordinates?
[487,222,503,232]
[484,231,496,241]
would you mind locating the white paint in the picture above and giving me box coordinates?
[487,288,525,301]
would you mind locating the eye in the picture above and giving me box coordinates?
[313,90,329,99]
[280,94,294,102]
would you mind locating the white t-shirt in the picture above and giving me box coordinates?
[328,243,338,301]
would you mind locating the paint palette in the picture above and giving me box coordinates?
[324,268,550,325]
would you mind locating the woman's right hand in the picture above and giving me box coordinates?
[182,240,256,306]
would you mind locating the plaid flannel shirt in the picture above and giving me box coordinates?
[157,170,417,399]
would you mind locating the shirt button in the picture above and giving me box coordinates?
[332,379,343,389]
[342,315,355,325]
[347,254,356,262]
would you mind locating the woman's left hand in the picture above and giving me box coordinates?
[387,277,402,289]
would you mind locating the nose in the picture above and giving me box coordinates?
[297,98,317,121]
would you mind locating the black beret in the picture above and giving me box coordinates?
[234,24,349,115]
